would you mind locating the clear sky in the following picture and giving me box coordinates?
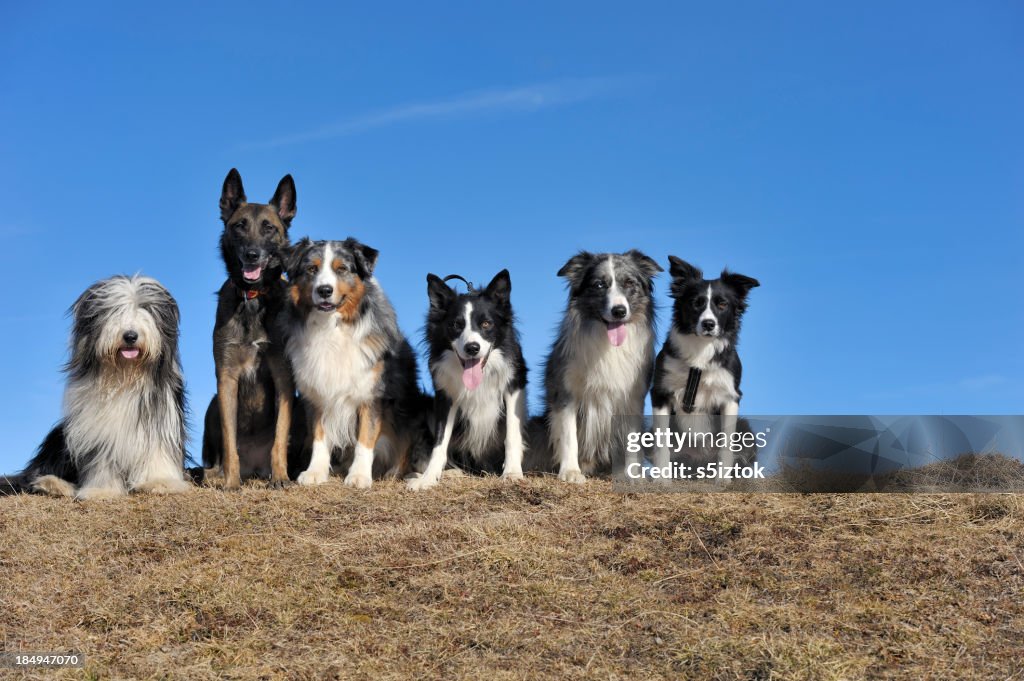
[1,2,1021,472]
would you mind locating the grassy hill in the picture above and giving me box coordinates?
[2,478,1022,680]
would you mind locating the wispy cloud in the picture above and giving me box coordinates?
[243,75,645,149]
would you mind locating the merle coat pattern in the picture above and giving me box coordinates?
[529,250,662,482]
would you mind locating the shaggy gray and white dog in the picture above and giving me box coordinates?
[12,275,190,500]
[530,250,662,482]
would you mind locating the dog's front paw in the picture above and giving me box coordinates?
[76,486,127,501]
[407,472,440,491]
[31,475,76,498]
[501,468,525,482]
[297,468,330,486]
[135,477,192,494]
[344,473,372,490]
[558,468,587,484]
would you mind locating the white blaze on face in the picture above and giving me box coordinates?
[603,256,630,347]
[313,242,336,305]
[453,301,491,391]
[697,284,718,336]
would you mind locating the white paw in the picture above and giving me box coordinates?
[558,468,587,484]
[135,477,191,495]
[407,472,440,491]
[501,467,524,481]
[31,475,76,498]
[297,468,330,486]
[344,473,372,490]
[75,486,126,501]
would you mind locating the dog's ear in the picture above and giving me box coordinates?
[270,174,297,224]
[220,168,246,223]
[427,274,455,311]
[484,269,512,306]
[720,270,760,298]
[626,249,663,280]
[345,238,379,278]
[284,237,311,279]
[667,256,702,283]
[557,251,595,283]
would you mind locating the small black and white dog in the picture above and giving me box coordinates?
[650,256,759,469]
[533,250,662,482]
[410,270,528,490]
[13,275,190,500]
[284,238,431,488]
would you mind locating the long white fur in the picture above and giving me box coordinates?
[44,276,188,500]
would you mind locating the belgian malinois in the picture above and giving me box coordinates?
[201,168,301,490]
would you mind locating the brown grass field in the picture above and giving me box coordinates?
[1,477,1022,680]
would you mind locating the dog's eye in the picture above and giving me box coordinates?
[592,280,606,290]
[716,300,728,310]
[261,221,274,235]
[233,221,247,232]
[335,264,347,274]
[480,320,493,330]
[693,298,705,309]
[306,265,317,275]
[621,278,635,289]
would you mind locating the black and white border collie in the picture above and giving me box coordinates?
[13,275,190,499]
[284,238,430,489]
[410,270,528,491]
[535,250,662,482]
[650,256,759,469]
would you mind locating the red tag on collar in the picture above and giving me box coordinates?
[245,289,261,300]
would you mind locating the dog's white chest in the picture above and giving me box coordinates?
[289,316,378,405]
[566,322,649,402]
[433,349,510,456]
[663,332,738,412]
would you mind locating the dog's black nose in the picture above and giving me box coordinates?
[244,248,260,263]
[701,319,717,332]
[123,330,139,345]
[611,305,628,320]
[464,342,480,357]
[316,285,333,299]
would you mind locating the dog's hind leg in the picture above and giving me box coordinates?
[217,373,242,490]
[347,402,381,490]
[267,354,294,489]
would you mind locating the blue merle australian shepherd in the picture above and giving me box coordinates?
[7,275,189,499]
[284,238,431,489]
[529,250,663,482]
[409,270,528,490]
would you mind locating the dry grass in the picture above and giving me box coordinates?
[1,478,1023,680]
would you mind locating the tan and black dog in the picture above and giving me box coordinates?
[200,169,304,490]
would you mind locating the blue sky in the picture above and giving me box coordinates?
[1,2,1021,472]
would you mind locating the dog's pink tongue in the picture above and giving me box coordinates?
[120,348,140,359]
[462,358,483,390]
[243,266,262,281]
[607,321,627,347]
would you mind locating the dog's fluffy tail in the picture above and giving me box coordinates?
[0,474,30,496]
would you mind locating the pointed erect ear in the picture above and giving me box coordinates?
[720,270,760,298]
[270,174,297,224]
[220,168,246,223]
[285,237,311,279]
[484,269,511,305]
[557,251,595,281]
[667,255,702,283]
[345,238,378,278]
[427,273,455,310]
[626,249,663,279]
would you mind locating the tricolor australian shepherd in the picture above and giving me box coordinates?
[201,169,301,490]
[285,238,430,488]
[532,250,662,482]
[12,275,190,500]
[409,270,528,491]
[650,256,759,469]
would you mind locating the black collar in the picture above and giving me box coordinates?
[681,367,702,413]
[233,281,268,300]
